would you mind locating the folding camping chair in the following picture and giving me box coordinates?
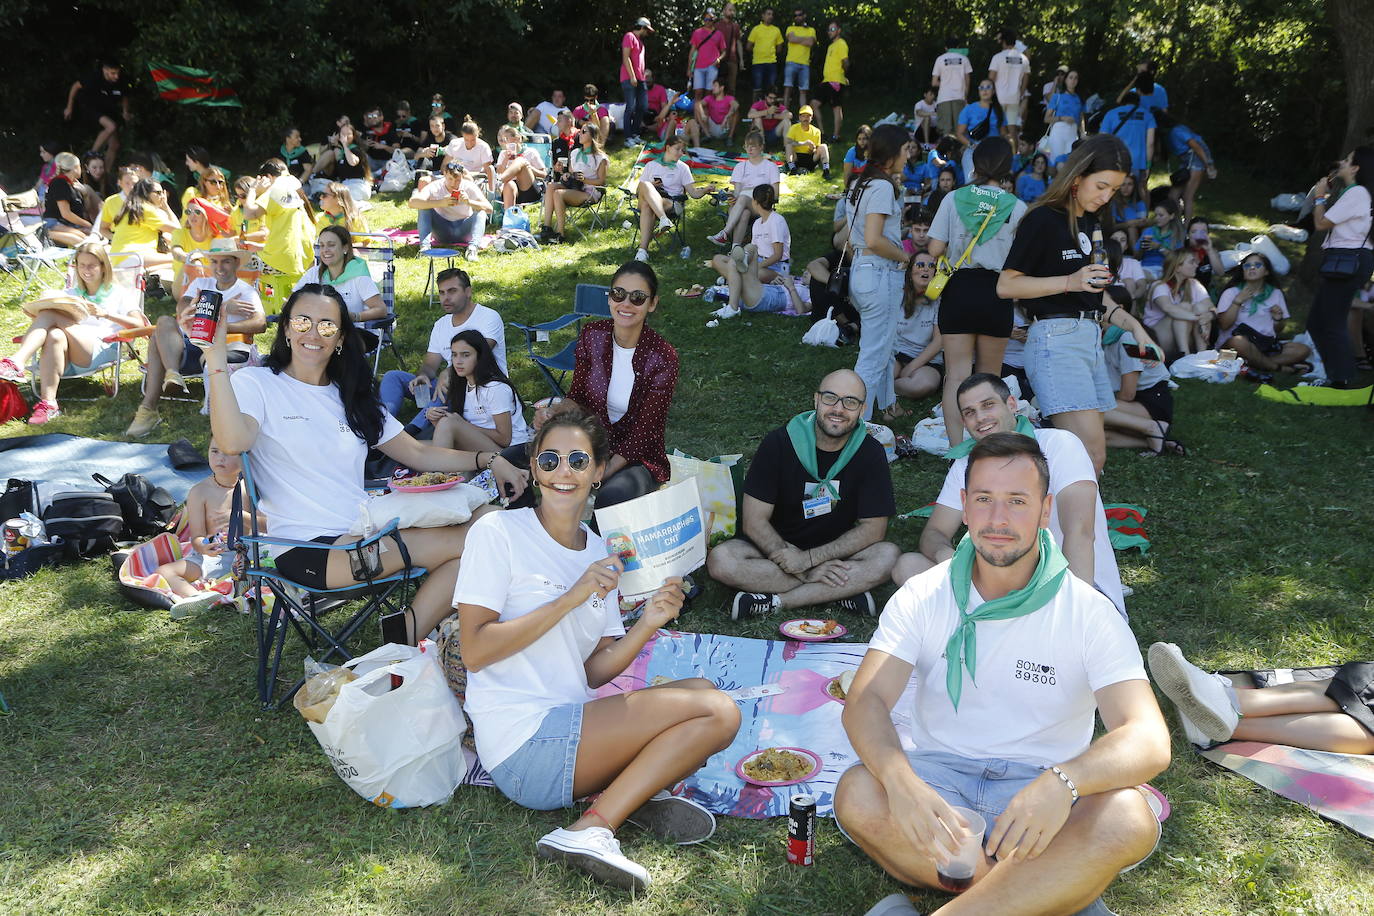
[342,232,403,373]
[509,283,610,397]
[2,189,74,300]
[234,453,428,708]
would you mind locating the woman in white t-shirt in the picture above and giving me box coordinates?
[632,135,707,262]
[1214,252,1312,374]
[205,284,528,644]
[538,123,610,244]
[1143,249,1213,358]
[707,184,798,318]
[295,226,387,324]
[893,252,944,400]
[432,330,530,451]
[1308,147,1374,387]
[710,130,781,247]
[0,240,148,425]
[494,125,547,208]
[455,406,738,892]
[447,117,496,189]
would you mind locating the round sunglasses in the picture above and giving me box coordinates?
[536,449,593,472]
[288,315,340,338]
[609,286,652,306]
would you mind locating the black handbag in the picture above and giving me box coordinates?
[1319,247,1363,281]
[92,473,176,537]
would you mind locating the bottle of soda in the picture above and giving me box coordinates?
[1089,227,1109,288]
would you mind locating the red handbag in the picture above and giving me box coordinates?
[0,381,28,423]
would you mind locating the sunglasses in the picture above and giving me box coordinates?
[817,390,863,411]
[609,286,652,306]
[979,84,994,91]
[288,315,341,338]
[535,449,593,473]
[1242,261,1265,270]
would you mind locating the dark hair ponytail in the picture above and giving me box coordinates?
[265,285,384,446]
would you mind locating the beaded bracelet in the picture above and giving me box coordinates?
[484,451,497,470]
[1050,765,1079,806]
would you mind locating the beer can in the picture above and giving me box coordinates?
[786,793,816,866]
[189,289,224,347]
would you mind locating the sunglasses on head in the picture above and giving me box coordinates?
[535,449,593,472]
[288,315,341,338]
[609,286,652,306]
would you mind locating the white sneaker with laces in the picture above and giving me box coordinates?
[634,248,650,262]
[1147,642,1240,743]
[656,215,674,232]
[536,826,650,892]
[712,304,740,319]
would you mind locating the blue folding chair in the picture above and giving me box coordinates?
[351,232,403,373]
[233,454,427,708]
[509,283,610,397]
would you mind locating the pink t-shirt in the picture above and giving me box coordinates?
[646,83,669,114]
[620,31,645,83]
[691,27,727,70]
[573,103,610,122]
[751,210,791,264]
[703,94,735,124]
[749,99,789,132]
[1323,185,1373,250]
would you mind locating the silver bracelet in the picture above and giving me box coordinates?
[1050,765,1079,806]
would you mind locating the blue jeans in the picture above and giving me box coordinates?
[621,79,648,139]
[1024,317,1115,417]
[380,369,436,431]
[488,702,583,811]
[783,61,810,91]
[416,208,486,247]
[752,62,778,92]
[849,258,904,418]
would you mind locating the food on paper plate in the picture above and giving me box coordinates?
[395,471,464,488]
[742,748,813,782]
[798,619,839,636]
[828,669,856,700]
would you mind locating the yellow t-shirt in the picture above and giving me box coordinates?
[315,210,369,233]
[260,189,316,276]
[98,194,124,232]
[109,208,172,254]
[170,227,217,259]
[787,122,821,153]
[823,37,849,84]
[785,25,815,66]
[747,24,783,65]
[231,204,265,237]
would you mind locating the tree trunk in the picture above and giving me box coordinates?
[1328,0,1374,150]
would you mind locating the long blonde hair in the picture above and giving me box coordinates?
[1027,134,1132,240]
[324,182,362,231]
[1156,248,1193,294]
[71,239,115,295]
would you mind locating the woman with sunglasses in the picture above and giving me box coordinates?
[206,284,528,644]
[892,253,943,400]
[169,197,232,297]
[538,123,609,245]
[1216,253,1311,378]
[561,261,678,510]
[955,80,1003,180]
[455,405,737,892]
[110,177,180,271]
[315,182,367,233]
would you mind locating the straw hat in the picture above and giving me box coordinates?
[205,237,253,262]
[21,289,93,321]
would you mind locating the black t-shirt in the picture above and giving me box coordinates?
[283,145,315,179]
[392,116,422,146]
[332,144,369,180]
[43,176,86,225]
[80,70,132,118]
[743,425,895,551]
[1003,205,1104,317]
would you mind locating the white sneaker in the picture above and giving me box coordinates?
[864,894,923,916]
[656,215,674,233]
[536,826,650,892]
[465,244,480,261]
[709,229,730,246]
[1147,642,1239,743]
[625,790,716,844]
[712,304,740,319]
[729,244,750,274]
[634,248,650,262]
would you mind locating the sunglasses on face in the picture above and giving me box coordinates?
[609,286,652,306]
[979,84,994,91]
[817,390,863,411]
[1242,261,1265,271]
[288,315,341,338]
[205,178,225,185]
[535,449,593,473]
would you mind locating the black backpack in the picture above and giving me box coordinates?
[42,490,125,558]
[92,473,176,538]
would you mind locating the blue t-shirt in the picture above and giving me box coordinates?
[1047,92,1082,121]
[926,149,965,186]
[901,160,928,192]
[1168,124,1200,158]
[1015,172,1048,203]
[957,102,1002,142]
[1100,104,1156,170]
[844,146,868,170]
[1112,199,1146,226]
[1137,83,1168,113]
[1137,225,1179,271]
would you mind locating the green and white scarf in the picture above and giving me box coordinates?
[785,410,867,503]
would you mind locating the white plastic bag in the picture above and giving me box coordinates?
[305,643,470,808]
[1270,193,1305,212]
[379,150,414,193]
[910,417,950,456]
[802,308,840,347]
[1170,349,1244,384]
[865,422,896,463]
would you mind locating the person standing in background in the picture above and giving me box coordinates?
[621,17,654,147]
[988,29,1030,147]
[815,21,850,142]
[718,3,744,100]
[745,7,785,102]
[782,8,816,112]
[931,37,972,137]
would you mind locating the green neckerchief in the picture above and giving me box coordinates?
[945,528,1069,710]
[951,184,1018,237]
[944,414,1035,459]
[75,283,114,306]
[1243,284,1274,318]
[322,256,371,285]
[785,410,867,502]
[1102,325,1126,347]
[280,144,308,164]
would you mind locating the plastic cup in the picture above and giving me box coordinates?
[414,383,433,409]
[934,806,986,893]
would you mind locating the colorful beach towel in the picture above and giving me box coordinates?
[1200,742,1374,840]
[1105,503,1151,554]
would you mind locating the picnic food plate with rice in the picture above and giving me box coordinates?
[389,471,466,492]
[823,670,857,705]
[779,618,847,641]
[735,747,823,786]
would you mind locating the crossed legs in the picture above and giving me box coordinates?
[706,538,899,608]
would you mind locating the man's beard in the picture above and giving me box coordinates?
[973,529,1036,568]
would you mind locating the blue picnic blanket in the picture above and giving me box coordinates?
[0,433,206,504]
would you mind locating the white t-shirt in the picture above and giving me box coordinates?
[1118,256,1145,286]
[1322,185,1372,250]
[914,98,937,120]
[1143,278,1208,328]
[181,277,263,354]
[989,49,1030,106]
[449,138,494,173]
[1104,331,1171,392]
[936,428,1125,615]
[532,101,563,132]
[496,145,545,175]
[74,284,140,338]
[296,262,382,320]
[750,210,791,264]
[1216,286,1289,339]
[895,301,941,363]
[640,159,695,198]
[870,563,1145,767]
[731,157,780,194]
[461,380,530,445]
[425,304,507,373]
[607,343,636,423]
[230,367,403,541]
[415,176,483,221]
[454,509,625,770]
[569,148,609,185]
[931,52,973,104]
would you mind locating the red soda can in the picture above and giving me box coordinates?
[786,793,816,865]
[189,289,224,347]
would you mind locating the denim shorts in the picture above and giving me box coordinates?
[1025,317,1115,417]
[488,702,583,811]
[784,61,810,91]
[693,65,720,91]
[1180,140,1211,172]
[752,63,778,91]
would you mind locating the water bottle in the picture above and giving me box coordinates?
[703,288,717,303]
[679,245,691,259]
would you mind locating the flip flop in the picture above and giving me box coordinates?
[878,404,915,424]
[676,284,705,299]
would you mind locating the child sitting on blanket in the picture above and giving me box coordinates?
[157,438,262,611]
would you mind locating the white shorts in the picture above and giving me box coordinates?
[1002,102,1022,127]
[705,118,731,139]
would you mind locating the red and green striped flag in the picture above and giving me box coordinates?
[1104,503,1151,554]
[148,62,241,107]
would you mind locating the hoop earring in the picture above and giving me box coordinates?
[591,481,602,490]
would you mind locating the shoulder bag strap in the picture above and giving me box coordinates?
[1108,103,1140,135]
[950,203,999,270]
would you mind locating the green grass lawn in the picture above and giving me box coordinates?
[2,138,1373,916]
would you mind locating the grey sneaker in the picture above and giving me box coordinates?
[536,826,649,892]
[625,790,716,844]
[1147,642,1239,743]
[731,591,780,620]
[864,894,922,916]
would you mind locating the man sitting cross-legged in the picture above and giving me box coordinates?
[836,433,1170,916]
[707,369,899,619]
[891,374,1125,618]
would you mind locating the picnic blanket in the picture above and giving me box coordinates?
[0,433,205,504]
[597,630,864,818]
[1256,383,1374,407]
[636,144,784,180]
[1199,665,1374,840]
